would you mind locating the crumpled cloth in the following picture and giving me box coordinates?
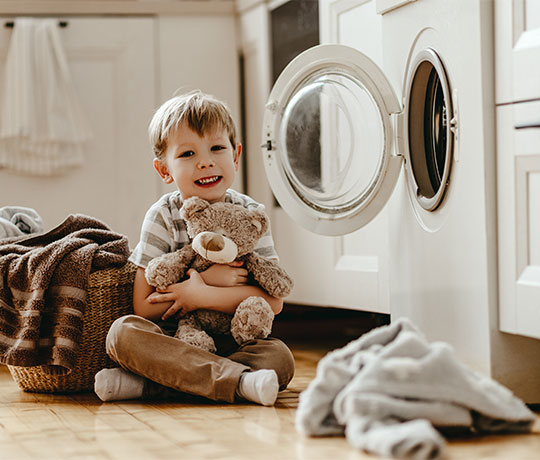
[0,214,129,374]
[0,206,44,238]
[296,318,536,459]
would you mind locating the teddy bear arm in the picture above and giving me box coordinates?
[145,246,197,290]
[243,253,293,298]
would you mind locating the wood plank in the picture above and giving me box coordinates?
[1,344,540,460]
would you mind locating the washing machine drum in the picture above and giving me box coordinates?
[262,44,455,236]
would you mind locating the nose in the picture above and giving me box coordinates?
[200,233,225,251]
[197,153,215,169]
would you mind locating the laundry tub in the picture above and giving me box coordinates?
[7,262,136,393]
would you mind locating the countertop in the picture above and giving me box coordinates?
[0,0,236,16]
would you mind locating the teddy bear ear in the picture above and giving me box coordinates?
[181,196,210,220]
[250,209,269,235]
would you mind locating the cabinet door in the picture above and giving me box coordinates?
[316,0,390,313]
[496,0,540,104]
[496,1,540,338]
[284,0,389,312]
[240,0,389,312]
[0,18,158,246]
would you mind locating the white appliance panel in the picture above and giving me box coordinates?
[382,0,496,374]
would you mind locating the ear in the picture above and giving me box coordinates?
[250,209,269,236]
[181,196,210,220]
[153,158,173,184]
[233,144,242,171]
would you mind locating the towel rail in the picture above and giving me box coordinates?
[4,21,68,28]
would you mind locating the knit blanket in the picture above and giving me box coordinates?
[0,214,129,374]
[296,318,536,459]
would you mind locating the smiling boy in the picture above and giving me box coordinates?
[94,90,294,405]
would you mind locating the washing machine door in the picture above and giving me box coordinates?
[262,44,402,236]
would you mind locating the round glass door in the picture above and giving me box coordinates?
[280,69,383,213]
[263,44,402,235]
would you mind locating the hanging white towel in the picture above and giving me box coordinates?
[0,18,92,175]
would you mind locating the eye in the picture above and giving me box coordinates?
[211,145,226,152]
[179,150,194,158]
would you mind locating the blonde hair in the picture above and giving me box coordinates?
[148,90,238,160]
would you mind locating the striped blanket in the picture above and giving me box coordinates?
[0,214,129,374]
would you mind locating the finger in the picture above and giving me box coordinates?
[149,292,173,303]
[147,293,159,303]
[228,260,244,267]
[162,303,182,320]
[236,268,248,277]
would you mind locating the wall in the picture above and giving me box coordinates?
[0,2,240,247]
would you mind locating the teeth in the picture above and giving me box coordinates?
[197,176,219,185]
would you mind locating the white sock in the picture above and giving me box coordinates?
[237,369,279,406]
[94,368,144,402]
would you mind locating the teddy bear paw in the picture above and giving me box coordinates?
[145,259,175,290]
[276,274,294,297]
[272,280,292,298]
[231,296,274,344]
[176,328,217,353]
[260,274,293,298]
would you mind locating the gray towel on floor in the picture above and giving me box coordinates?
[296,318,536,459]
[0,206,43,238]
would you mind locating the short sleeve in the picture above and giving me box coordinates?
[129,202,175,269]
[253,212,279,261]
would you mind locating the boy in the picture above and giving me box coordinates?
[94,90,294,406]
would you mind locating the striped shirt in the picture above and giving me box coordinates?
[129,189,278,269]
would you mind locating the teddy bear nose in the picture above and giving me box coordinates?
[200,233,225,251]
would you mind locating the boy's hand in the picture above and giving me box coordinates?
[149,269,208,320]
[200,261,248,287]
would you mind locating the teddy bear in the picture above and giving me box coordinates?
[144,196,293,353]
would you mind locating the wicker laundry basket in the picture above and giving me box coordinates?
[8,261,137,393]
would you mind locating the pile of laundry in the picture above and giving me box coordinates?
[0,211,129,374]
[0,206,44,238]
[296,318,536,459]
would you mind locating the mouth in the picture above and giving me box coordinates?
[195,176,222,187]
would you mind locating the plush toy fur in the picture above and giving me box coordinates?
[145,197,293,353]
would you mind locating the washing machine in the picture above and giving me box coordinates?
[261,0,540,402]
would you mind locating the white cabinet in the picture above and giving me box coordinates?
[0,17,157,246]
[0,13,240,248]
[496,0,540,339]
[316,0,390,314]
[240,0,390,313]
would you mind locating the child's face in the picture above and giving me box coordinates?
[154,122,241,203]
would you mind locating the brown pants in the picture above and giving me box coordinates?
[105,315,295,402]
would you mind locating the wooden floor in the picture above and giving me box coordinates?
[1,340,540,460]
